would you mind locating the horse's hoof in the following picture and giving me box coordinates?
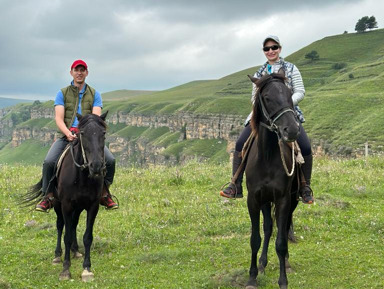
[52,257,61,265]
[81,269,94,282]
[286,266,294,273]
[285,259,293,273]
[246,279,257,289]
[280,286,288,289]
[59,270,71,281]
[73,251,83,258]
[258,265,265,275]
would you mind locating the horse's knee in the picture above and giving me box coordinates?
[275,239,288,257]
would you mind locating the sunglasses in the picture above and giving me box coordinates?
[263,45,280,52]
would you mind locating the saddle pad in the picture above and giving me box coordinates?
[55,144,72,178]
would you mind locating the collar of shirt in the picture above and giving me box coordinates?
[71,81,87,95]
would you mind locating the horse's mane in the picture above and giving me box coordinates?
[78,114,107,130]
[250,73,286,135]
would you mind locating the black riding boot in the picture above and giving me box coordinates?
[300,154,314,204]
[220,151,244,199]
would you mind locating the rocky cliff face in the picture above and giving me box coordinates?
[110,111,243,139]
[30,107,54,120]
[6,107,245,165]
[11,127,55,147]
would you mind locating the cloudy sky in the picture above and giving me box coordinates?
[0,0,382,100]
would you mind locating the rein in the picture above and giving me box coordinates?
[70,133,89,170]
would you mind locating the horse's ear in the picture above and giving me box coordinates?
[277,67,285,76]
[77,113,83,121]
[100,110,108,121]
[247,74,259,84]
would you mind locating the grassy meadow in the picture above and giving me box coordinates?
[0,157,383,289]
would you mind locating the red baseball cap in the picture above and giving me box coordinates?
[71,59,88,70]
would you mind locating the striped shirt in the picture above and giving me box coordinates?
[245,57,306,125]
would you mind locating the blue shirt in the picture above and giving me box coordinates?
[54,82,103,127]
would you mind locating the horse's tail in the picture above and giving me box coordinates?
[19,178,44,208]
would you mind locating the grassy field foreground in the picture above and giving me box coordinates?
[0,157,383,289]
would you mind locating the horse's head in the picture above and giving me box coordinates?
[77,111,108,178]
[249,71,300,142]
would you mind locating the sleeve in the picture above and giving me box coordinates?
[93,91,103,108]
[251,66,265,102]
[54,90,65,106]
[291,65,305,105]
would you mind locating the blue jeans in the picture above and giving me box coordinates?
[235,123,312,156]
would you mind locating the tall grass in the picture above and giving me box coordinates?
[0,157,383,288]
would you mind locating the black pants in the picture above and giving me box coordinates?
[42,137,115,193]
[235,123,312,157]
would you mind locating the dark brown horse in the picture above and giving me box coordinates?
[23,112,108,282]
[245,72,300,289]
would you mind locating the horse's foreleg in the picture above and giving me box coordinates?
[53,206,64,264]
[285,196,299,273]
[59,208,73,281]
[71,209,83,258]
[81,204,99,282]
[258,203,273,273]
[246,205,261,289]
[275,201,290,289]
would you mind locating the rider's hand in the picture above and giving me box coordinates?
[66,131,78,142]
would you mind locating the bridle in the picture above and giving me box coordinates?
[69,123,106,174]
[256,78,298,176]
[70,133,90,170]
[257,79,297,136]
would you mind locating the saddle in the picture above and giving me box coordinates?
[55,144,72,178]
[232,132,306,192]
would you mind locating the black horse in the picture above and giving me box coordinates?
[23,112,108,282]
[245,72,300,289]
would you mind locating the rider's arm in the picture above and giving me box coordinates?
[55,105,76,141]
[92,91,102,116]
[291,66,305,105]
[92,106,102,116]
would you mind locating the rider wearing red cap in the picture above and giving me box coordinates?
[36,59,119,212]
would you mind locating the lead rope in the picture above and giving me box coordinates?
[79,133,88,168]
[70,134,88,170]
[278,139,295,176]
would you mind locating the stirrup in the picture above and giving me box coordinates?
[103,194,120,210]
[220,182,243,199]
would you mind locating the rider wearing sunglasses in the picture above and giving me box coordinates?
[220,35,314,204]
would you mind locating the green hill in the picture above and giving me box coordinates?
[102,89,157,101]
[1,29,383,165]
[103,28,384,153]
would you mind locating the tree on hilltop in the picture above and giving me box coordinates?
[305,50,320,61]
[355,15,378,32]
[367,16,378,30]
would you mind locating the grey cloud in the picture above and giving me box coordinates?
[0,0,377,99]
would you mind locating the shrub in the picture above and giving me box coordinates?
[305,50,320,61]
[332,62,347,70]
